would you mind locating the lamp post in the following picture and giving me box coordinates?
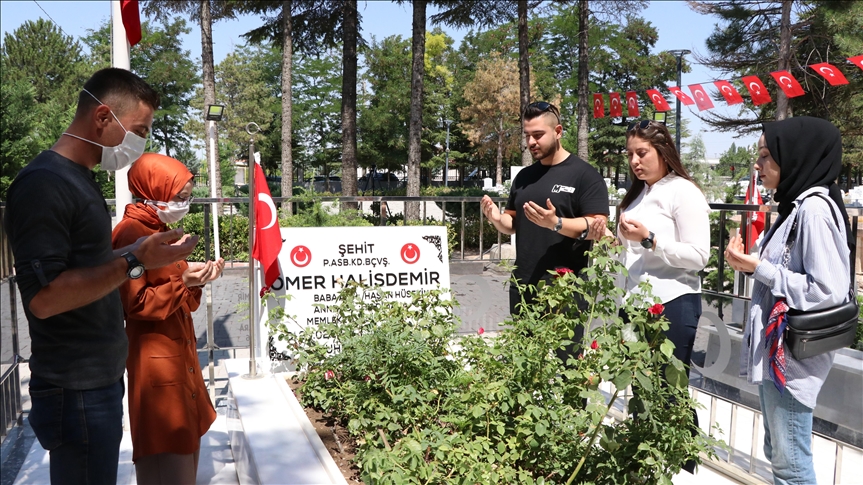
[666,49,690,154]
[444,119,452,187]
[205,104,225,260]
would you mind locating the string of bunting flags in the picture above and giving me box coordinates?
[592,55,863,118]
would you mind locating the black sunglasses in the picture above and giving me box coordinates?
[627,120,652,131]
[528,101,561,123]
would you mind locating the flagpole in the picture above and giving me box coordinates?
[246,130,258,379]
[111,0,133,228]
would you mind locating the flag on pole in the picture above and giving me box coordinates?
[609,92,623,118]
[120,0,142,46]
[251,160,283,295]
[744,172,765,252]
[592,93,605,118]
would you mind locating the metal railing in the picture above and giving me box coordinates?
[0,205,23,443]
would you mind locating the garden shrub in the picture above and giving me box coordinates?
[273,238,721,484]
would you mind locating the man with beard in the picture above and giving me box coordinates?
[480,101,609,331]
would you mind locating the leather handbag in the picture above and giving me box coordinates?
[781,193,860,360]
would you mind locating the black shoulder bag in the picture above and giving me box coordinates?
[782,193,860,360]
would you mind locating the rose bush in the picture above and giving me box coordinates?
[271,238,721,484]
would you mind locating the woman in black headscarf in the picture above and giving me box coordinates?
[725,117,852,485]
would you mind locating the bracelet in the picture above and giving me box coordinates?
[576,217,589,241]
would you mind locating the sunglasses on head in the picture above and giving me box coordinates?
[627,120,653,131]
[529,101,560,123]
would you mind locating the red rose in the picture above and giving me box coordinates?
[555,267,574,277]
[478,327,485,335]
[324,370,335,381]
[590,340,598,350]
[648,303,665,316]
[364,375,371,382]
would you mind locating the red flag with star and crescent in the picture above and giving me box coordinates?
[668,86,695,106]
[645,89,671,111]
[251,160,283,295]
[741,75,772,106]
[120,0,142,46]
[625,91,640,117]
[592,93,605,118]
[688,84,715,111]
[714,80,744,105]
[609,92,623,117]
[770,71,805,98]
[848,55,863,71]
[744,171,765,252]
[809,63,849,86]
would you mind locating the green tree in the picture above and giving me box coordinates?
[83,18,200,160]
[1,77,40,199]
[293,49,343,185]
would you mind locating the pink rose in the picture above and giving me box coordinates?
[478,327,485,335]
[324,370,335,381]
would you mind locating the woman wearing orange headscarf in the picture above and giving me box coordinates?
[112,153,223,483]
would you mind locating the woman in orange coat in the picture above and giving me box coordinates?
[112,153,223,483]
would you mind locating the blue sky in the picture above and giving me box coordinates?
[1,0,759,159]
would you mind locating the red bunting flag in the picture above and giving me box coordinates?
[808,63,849,85]
[849,55,863,71]
[688,84,715,111]
[741,75,772,106]
[744,173,765,252]
[645,89,671,111]
[609,92,623,117]
[251,160,283,296]
[592,93,605,118]
[668,86,695,106]
[770,71,805,97]
[120,0,142,46]
[625,91,640,117]
[714,80,744,105]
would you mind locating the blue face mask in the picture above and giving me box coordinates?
[62,89,148,171]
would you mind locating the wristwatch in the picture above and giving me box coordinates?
[121,252,145,279]
[552,216,563,232]
[640,231,655,249]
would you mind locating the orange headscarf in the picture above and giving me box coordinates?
[128,153,194,202]
[124,153,194,227]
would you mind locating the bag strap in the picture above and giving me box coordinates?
[782,192,854,300]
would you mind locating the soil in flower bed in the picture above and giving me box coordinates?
[287,378,365,484]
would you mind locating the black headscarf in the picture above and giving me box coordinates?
[762,116,852,250]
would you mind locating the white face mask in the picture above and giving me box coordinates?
[145,199,191,224]
[62,89,148,171]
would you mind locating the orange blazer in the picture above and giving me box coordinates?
[112,212,216,461]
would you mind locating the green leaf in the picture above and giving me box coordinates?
[535,422,547,436]
[612,371,632,390]
[660,339,675,358]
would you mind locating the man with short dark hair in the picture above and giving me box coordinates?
[481,102,609,357]
[4,67,199,484]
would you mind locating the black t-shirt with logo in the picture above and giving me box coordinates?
[505,154,609,286]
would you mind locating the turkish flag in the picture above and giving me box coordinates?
[744,175,765,252]
[120,0,142,46]
[741,75,772,106]
[714,80,744,105]
[251,161,283,295]
[809,63,849,86]
[848,55,863,71]
[646,89,671,111]
[770,71,805,98]
[669,86,695,106]
[688,84,714,111]
[592,93,605,118]
[625,91,640,117]
[609,92,623,117]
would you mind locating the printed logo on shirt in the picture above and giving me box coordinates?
[551,185,575,194]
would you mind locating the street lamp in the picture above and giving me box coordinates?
[205,103,225,261]
[666,49,690,154]
[444,119,452,187]
[206,104,225,121]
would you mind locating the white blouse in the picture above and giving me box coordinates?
[618,173,711,303]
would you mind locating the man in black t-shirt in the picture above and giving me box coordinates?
[481,101,609,334]
[4,68,199,484]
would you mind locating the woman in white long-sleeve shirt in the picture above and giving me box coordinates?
[616,120,711,473]
[725,117,851,485]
